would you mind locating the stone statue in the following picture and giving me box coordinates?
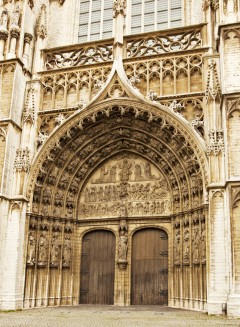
[119,159,132,182]
[183,228,190,261]
[50,233,61,266]
[27,232,36,265]
[118,231,128,262]
[134,164,143,181]
[174,230,181,264]
[201,222,206,263]
[38,232,48,266]
[62,234,71,267]
[192,226,200,263]
[11,5,20,28]
[144,162,155,180]
[109,165,117,183]
[0,8,8,30]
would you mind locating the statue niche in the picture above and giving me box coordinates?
[78,154,172,219]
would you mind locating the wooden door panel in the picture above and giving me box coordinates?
[80,230,115,304]
[131,228,168,305]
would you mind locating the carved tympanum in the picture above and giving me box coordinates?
[79,155,171,219]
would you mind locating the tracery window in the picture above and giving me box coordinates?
[130,0,182,35]
[78,0,183,43]
[78,0,113,42]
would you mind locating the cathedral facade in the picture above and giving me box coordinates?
[0,0,240,318]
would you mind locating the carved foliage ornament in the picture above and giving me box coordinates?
[113,0,126,18]
[14,147,31,172]
[126,30,202,58]
[207,129,224,156]
[36,5,47,38]
[45,45,113,70]
[205,61,221,104]
[202,0,219,10]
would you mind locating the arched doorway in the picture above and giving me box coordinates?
[79,230,116,304]
[131,228,168,305]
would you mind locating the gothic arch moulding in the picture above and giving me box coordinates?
[27,98,208,219]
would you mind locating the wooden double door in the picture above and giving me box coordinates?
[80,230,116,304]
[131,228,168,305]
[79,228,168,305]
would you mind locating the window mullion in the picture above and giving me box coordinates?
[88,0,93,41]
[100,0,104,39]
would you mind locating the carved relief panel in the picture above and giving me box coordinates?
[79,154,172,219]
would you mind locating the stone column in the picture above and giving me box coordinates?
[7,27,20,59]
[22,33,33,68]
[0,29,8,60]
[1,201,28,310]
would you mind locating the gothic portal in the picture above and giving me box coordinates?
[1,0,240,318]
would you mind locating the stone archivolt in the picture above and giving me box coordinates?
[30,108,205,220]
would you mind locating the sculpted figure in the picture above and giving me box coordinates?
[63,234,71,267]
[144,162,155,180]
[183,228,190,261]
[42,185,51,205]
[98,166,109,183]
[192,226,200,263]
[134,164,143,181]
[27,232,36,265]
[109,165,117,183]
[119,159,132,182]
[201,222,206,263]
[11,5,20,27]
[38,232,48,265]
[50,233,61,266]
[174,230,181,264]
[118,231,128,261]
[0,8,8,30]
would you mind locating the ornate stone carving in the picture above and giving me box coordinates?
[202,0,219,10]
[113,0,126,18]
[45,44,113,70]
[79,155,171,219]
[207,129,224,156]
[38,232,48,266]
[11,5,20,29]
[37,131,48,148]
[36,5,47,38]
[117,219,128,270]
[27,231,36,266]
[205,61,221,104]
[174,229,181,265]
[14,148,31,172]
[28,0,34,9]
[183,228,190,263]
[126,29,202,58]
[201,221,206,263]
[62,233,71,267]
[0,8,8,32]
[192,225,200,264]
[50,232,61,267]
[55,113,65,126]
[147,90,158,101]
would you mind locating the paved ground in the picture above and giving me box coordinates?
[0,306,240,327]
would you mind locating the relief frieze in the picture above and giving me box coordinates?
[79,155,171,218]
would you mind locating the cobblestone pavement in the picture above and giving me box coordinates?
[1,306,240,327]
